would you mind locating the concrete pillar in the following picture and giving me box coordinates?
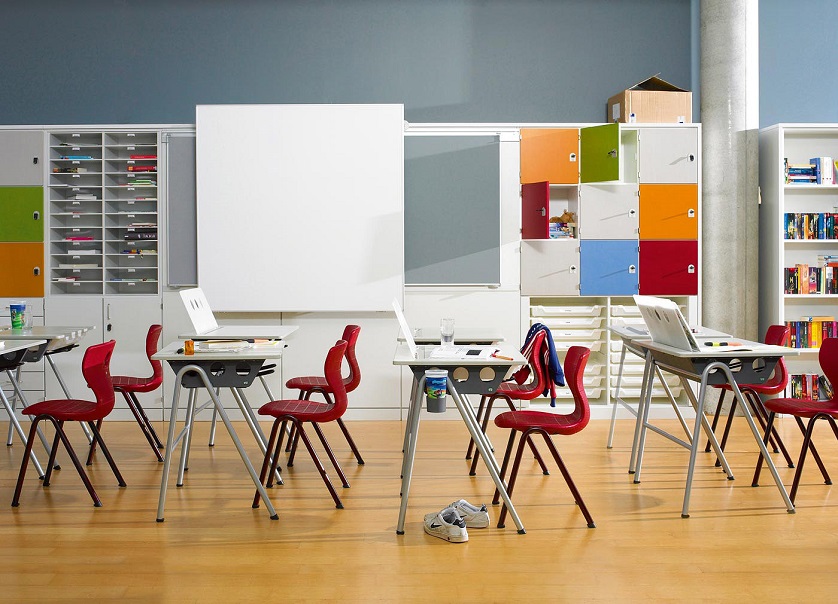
[699,0,759,339]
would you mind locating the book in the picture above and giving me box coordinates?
[195,339,251,352]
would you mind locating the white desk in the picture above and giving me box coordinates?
[0,338,48,476]
[630,335,798,517]
[393,343,528,534]
[153,341,288,522]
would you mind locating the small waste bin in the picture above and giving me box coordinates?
[425,369,448,413]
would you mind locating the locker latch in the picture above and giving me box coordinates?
[687,264,696,274]
[540,207,546,217]
[569,265,578,274]
[628,265,636,274]
[608,149,617,158]
[629,209,637,218]
[688,209,696,218]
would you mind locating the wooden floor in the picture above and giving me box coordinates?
[1,414,838,602]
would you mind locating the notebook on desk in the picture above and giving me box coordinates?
[633,295,700,352]
[180,287,290,339]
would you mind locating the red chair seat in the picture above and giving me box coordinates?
[285,375,328,391]
[23,399,101,423]
[763,397,838,419]
[259,398,335,423]
[494,409,587,435]
[111,374,161,393]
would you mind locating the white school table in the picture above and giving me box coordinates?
[0,338,48,476]
[606,324,729,472]
[629,335,798,517]
[0,326,95,456]
[178,325,298,446]
[393,343,528,534]
[153,341,290,521]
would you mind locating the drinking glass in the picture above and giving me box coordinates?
[440,318,455,347]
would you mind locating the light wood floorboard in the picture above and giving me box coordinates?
[1,415,837,602]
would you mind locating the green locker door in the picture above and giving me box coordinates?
[581,124,621,183]
[0,187,43,241]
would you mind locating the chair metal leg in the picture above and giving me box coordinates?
[85,419,104,466]
[336,418,365,465]
[312,422,350,488]
[497,431,528,529]
[704,390,727,453]
[253,419,281,508]
[492,430,517,505]
[794,416,831,484]
[87,421,126,487]
[540,431,595,528]
[293,420,344,509]
[124,391,165,461]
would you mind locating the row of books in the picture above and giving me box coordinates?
[783,265,838,294]
[785,373,833,401]
[786,317,837,348]
[784,157,837,185]
[784,212,838,239]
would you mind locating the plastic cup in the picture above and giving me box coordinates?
[440,318,455,347]
[425,369,448,413]
[9,301,26,330]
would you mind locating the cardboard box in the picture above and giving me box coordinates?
[607,74,692,124]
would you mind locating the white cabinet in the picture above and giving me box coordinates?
[637,127,699,183]
[44,295,162,419]
[758,124,838,396]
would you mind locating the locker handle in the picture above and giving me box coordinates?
[687,209,696,218]
[608,149,617,158]
[688,264,696,274]
[628,265,636,274]
[688,154,695,161]
[33,267,40,276]
[33,211,40,221]
[539,207,546,217]
[628,208,637,218]
[569,265,578,274]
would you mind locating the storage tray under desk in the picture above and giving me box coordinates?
[167,359,265,389]
[650,350,781,386]
[408,364,509,395]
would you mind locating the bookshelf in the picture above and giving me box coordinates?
[759,124,838,399]
[48,130,159,295]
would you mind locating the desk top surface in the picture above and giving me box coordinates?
[0,339,48,354]
[635,338,797,359]
[153,340,287,361]
[399,327,506,344]
[0,326,93,341]
[609,324,729,342]
[178,325,298,340]
[392,343,525,367]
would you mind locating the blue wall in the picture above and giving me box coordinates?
[0,0,692,125]
[760,0,838,128]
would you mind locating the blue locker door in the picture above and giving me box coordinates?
[580,240,638,295]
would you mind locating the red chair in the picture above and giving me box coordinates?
[88,324,164,463]
[752,337,838,502]
[466,329,550,477]
[704,324,795,468]
[12,340,126,508]
[285,325,364,465]
[492,346,595,529]
[253,340,350,509]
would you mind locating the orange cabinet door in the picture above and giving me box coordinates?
[520,128,579,184]
[0,243,44,297]
[639,184,698,240]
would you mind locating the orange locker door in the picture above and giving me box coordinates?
[0,243,44,297]
[520,128,579,184]
[639,184,698,240]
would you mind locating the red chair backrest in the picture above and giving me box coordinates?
[340,324,361,393]
[563,346,591,431]
[761,324,790,394]
[320,340,349,422]
[819,338,838,402]
[509,329,548,401]
[82,340,117,415]
[146,324,164,387]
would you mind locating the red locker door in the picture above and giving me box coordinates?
[639,240,698,295]
[521,181,549,239]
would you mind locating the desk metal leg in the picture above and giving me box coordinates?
[397,376,425,534]
[607,344,629,449]
[6,366,22,446]
[177,388,198,486]
[158,365,278,521]
[629,351,655,474]
[448,381,525,534]
[680,375,732,479]
[232,387,283,485]
[0,387,46,477]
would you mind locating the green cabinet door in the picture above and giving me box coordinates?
[0,187,43,241]
[581,123,621,183]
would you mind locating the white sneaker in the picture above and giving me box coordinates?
[423,507,468,543]
[450,499,490,529]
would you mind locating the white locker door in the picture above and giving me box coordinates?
[520,240,580,296]
[104,296,163,418]
[579,184,639,240]
[638,128,699,183]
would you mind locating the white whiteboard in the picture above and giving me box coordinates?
[196,104,404,312]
